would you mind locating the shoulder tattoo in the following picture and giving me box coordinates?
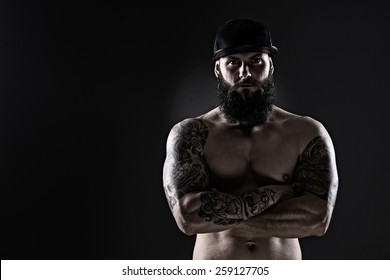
[293,136,337,207]
[164,119,209,210]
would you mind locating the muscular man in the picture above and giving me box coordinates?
[162,18,339,259]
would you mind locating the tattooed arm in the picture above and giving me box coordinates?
[162,118,293,235]
[240,121,339,238]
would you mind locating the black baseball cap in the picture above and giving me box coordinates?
[213,18,278,60]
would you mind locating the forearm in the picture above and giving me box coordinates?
[239,193,332,238]
[238,133,338,239]
[172,184,294,235]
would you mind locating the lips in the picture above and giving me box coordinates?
[236,83,258,89]
[230,82,260,93]
[236,80,258,86]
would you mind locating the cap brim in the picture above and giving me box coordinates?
[214,44,278,60]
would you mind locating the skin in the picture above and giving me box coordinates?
[216,52,274,96]
[162,51,339,259]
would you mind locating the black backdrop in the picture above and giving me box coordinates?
[1,0,390,260]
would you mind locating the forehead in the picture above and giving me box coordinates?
[221,52,269,61]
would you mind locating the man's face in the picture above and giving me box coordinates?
[215,52,275,125]
[215,52,274,95]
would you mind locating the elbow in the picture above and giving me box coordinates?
[312,210,332,236]
[313,220,329,236]
[177,220,197,236]
[173,205,198,236]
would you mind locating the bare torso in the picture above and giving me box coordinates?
[193,233,301,259]
[192,106,310,259]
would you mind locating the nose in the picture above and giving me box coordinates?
[239,63,251,80]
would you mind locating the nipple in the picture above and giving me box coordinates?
[282,173,290,181]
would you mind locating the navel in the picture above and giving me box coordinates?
[246,241,256,252]
[282,173,290,181]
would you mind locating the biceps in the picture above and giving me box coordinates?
[163,119,211,210]
[163,153,210,210]
[293,136,338,206]
[167,157,209,194]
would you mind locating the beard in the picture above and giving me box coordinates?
[217,75,275,125]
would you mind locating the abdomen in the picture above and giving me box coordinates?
[193,232,302,260]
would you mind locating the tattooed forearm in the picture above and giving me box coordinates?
[163,119,209,210]
[293,136,337,207]
[198,189,276,225]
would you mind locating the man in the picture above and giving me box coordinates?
[162,18,339,259]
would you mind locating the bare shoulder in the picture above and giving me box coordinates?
[273,106,333,153]
[171,108,219,131]
[167,115,210,148]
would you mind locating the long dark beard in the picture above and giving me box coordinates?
[217,76,275,125]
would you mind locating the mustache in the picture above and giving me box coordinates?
[230,79,262,92]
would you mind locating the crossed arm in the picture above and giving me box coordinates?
[162,118,294,235]
[162,118,338,237]
[247,134,339,238]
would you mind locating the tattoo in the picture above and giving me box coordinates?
[198,189,275,225]
[164,119,209,210]
[293,136,337,206]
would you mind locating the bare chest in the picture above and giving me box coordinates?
[204,125,299,192]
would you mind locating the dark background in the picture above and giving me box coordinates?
[1,0,390,259]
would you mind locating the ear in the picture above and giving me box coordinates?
[269,57,274,75]
[214,61,220,78]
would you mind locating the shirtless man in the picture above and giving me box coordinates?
[162,18,339,259]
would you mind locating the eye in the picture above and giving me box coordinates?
[227,59,241,66]
[250,57,263,64]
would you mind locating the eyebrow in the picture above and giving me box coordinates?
[225,53,263,60]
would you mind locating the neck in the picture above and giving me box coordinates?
[218,106,274,127]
